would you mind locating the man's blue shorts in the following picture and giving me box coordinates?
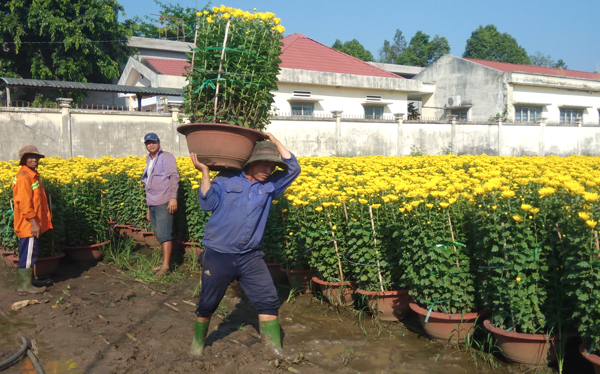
[195,248,280,317]
[149,202,173,243]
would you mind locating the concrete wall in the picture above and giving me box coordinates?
[414,55,505,120]
[2,107,600,161]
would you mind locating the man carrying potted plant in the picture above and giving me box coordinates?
[13,145,53,295]
[189,133,300,358]
[141,133,180,277]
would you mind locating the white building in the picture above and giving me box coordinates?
[414,55,600,124]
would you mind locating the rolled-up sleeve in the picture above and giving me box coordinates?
[164,154,180,200]
[271,153,301,198]
[199,179,222,212]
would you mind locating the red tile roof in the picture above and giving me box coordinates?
[143,57,190,77]
[463,58,600,81]
[280,33,402,79]
[141,34,401,80]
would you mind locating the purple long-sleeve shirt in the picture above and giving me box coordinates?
[199,153,301,254]
[141,148,180,206]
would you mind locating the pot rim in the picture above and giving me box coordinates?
[483,319,555,341]
[311,276,356,287]
[7,253,65,261]
[63,240,111,250]
[356,288,409,296]
[279,266,316,274]
[176,122,268,138]
[579,343,600,365]
[408,302,480,321]
[114,224,131,228]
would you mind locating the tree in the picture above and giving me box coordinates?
[378,29,406,63]
[332,39,374,62]
[529,51,568,69]
[396,31,450,67]
[125,0,208,41]
[0,0,133,101]
[463,25,530,64]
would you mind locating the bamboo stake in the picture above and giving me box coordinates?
[369,206,384,292]
[594,230,600,258]
[447,212,459,267]
[342,200,349,222]
[327,213,344,281]
[213,19,231,120]
[189,23,199,99]
[555,223,565,251]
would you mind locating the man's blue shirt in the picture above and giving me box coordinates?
[199,153,301,254]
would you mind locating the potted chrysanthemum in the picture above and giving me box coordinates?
[178,5,285,170]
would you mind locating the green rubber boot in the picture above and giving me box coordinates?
[260,318,283,350]
[190,319,210,356]
[16,268,46,296]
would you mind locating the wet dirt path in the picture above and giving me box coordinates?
[0,259,593,373]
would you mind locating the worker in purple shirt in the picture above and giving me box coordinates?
[189,133,300,358]
[141,133,180,277]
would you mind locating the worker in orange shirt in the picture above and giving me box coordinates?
[13,145,53,295]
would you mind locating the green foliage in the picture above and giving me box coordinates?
[410,144,426,156]
[378,29,406,63]
[105,173,146,229]
[401,198,476,314]
[332,39,374,62]
[174,179,209,242]
[0,0,134,102]
[124,0,211,41]
[463,25,530,65]
[529,51,568,69]
[62,178,109,246]
[407,102,419,119]
[181,9,283,130]
[396,31,450,67]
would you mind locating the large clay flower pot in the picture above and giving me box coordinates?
[484,319,557,365]
[6,253,65,279]
[312,277,356,307]
[266,263,287,284]
[130,228,145,243]
[63,240,111,262]
[580,343,600,374]
[409,302,481,343]
[279,267,317,293]
[142,232,160,247]
[1,249,15,258]
[177,239,203,257]
[177,123,267,171]
[356,289,410,322]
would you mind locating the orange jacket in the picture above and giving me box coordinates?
[12,166,53,238]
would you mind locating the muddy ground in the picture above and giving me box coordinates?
[0,256,595,374]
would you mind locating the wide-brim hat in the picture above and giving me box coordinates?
[18,145,45,160]
[243,141,288,171]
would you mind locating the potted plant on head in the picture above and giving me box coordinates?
[402,194,480,344]
[178,5,285,170]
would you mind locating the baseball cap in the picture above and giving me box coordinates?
[144,133,160,143]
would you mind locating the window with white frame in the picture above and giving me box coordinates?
[514,106,542,122]
[290,102,314,116]
[560,108,583,124]
[364,106,384,119]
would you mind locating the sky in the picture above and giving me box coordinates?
[117,0,600,73]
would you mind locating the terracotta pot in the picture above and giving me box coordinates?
[178,240,203,257]
[312,277,356,307]
[130,228,145,243]
[142,232,160,247]
[483,319,557,365]
[409,302,481,343]
[1,249,15,258]
[580,343,600,374]
[356,289,410,322]
[107,220,117,227]
[63,240,110,262]
[114,224,132,237]
[279,267,317,292]
[177,123,267,171]
[6,253,65,279]
[266,263,287,284]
